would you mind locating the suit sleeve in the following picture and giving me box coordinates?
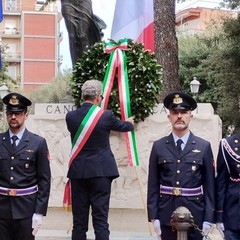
[202,142,215,223]
[147,142,160,221]
[215,141,228,223]
[109,111,134,132]
[35,137,51,216]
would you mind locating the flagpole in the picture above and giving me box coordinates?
[134,166,153,236]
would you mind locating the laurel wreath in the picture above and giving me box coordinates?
[71,39,163,123]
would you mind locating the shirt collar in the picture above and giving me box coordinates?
[9,128,26,140]
[172,131,190,145]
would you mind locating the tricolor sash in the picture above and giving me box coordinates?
[101,38,139,166]
[63,105,104,210]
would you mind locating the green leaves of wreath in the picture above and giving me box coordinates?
[71,39,163,123]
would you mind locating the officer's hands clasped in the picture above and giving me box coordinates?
[216,222,225,239]
[202,221,213,239]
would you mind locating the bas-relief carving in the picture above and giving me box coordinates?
[26,104,222,208]
[26,117,71,207]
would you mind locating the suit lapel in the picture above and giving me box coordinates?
[15,129,29,153]
[166,132,197,158]
[165,134,179,157]
[1,129,30,154]
[180,132,196,157]
[2,130,13,153]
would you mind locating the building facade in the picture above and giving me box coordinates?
[176,0,237,35]
[0,0,62,91]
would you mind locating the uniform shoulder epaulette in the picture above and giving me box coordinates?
[222,138,240,161]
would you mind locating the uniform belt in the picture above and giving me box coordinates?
[160,185,203,196]
[0,185,38,196]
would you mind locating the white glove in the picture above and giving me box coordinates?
[151,219,162,240]
[216,223,225,239]
[202,221,212,238]
[32,213,43,236]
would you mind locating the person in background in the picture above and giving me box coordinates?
[215,133,240,240]
[0,92,51,240]
[65,79,134,240]
[147,92,215,240]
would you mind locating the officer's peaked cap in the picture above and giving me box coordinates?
[2,92,32,112]
[163,92,197,111]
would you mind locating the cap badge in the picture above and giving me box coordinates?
[9,96,19,105]
[173,95,183,104]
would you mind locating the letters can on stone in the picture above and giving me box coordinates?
[35,103,76,115]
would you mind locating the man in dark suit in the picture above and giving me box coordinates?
[216,133,240,239]
[0,93,51,240]
[65,79,134,240]
[147,92,215,240]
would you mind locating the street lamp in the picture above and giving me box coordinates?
[190,77,201,99]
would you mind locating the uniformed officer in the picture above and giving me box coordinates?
[216,134,240,239]
[147,92,215,240]
[0,93,51,240]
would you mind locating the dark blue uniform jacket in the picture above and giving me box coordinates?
[216,133,240,230]
[0,129,51,219]
[147,132,215,227]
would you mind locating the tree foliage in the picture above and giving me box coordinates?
[178,14,240,135]
[214,15,240,134]
[0,46,20,93]
[179,31,223,109]
[27,70,72,105]
[220,0,240,9]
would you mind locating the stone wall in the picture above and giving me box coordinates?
[26,103,222,208]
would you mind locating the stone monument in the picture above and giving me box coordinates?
[26,102,222,208]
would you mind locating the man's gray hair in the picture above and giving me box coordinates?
[81,80,102,99]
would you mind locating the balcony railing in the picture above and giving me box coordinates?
[4,52,21,62]
[4,2,58,12]
[2,28,21,35]
[4,3,21,12]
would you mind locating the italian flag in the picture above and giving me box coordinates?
[111,0,154,52]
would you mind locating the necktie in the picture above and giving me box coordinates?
[176,139,183,154]
[11,135,18,151]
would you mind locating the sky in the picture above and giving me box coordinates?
[59,0,222,70]
[59,0,117,70]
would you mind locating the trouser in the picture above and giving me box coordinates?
[0,217,34,240]
[225,229,240,240]
[161,225,202,240]
[71,177,112,240]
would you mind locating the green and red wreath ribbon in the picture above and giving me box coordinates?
[101,38,139,166]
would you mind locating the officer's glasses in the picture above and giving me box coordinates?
[6,111,25,117]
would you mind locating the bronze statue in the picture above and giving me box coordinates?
[61,0,106,66]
